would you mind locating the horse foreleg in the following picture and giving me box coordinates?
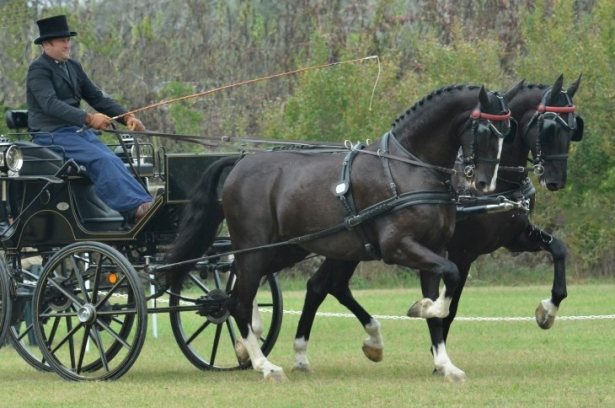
[508,225,568,330]
[532,230,567,329]
[419,271,466,382]
[392,243,458,319]
[430,334,467,382]
[407,286,452,319]
[441,254,474,342]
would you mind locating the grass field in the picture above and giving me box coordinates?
[1,283,614,408]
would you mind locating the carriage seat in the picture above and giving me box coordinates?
[14,140,66,176]
[5,109,28,130]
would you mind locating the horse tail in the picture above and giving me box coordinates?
[164,155,238,281]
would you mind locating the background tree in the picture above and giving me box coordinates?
[0,0,613,278]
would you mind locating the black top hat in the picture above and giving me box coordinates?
[34,15,77,45]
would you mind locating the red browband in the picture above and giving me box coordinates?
[471,110,511,121]
[537,104,576,114]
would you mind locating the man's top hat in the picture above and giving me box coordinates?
[34,15,77,45]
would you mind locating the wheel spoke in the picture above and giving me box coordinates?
[209,323,224,366]
[70,253,90,304]
[88,325,110,373]
[184,316,212,346]
[76,325,90,374]
[95,317,133,349]
[187,272,211,293]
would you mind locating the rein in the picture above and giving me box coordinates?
[104,129,345,150]
[153,190,456,272]
[352,144,457,175]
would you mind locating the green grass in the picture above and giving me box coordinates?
[1,283,614,407]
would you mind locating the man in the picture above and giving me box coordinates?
[26,15,154,225]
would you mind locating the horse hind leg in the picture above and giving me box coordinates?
[234,298,263,364]
[328,268,383,363]
[292,259,382,373]
[229,263,288,382]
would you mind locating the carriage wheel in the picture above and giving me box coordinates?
[0,257,12,348]
[31,242,147,381]
[8,268,52,372]
[169,266,283,371]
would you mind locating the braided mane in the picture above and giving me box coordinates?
[390,84,480,132]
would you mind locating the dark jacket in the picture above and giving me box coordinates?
[26,52,128,132]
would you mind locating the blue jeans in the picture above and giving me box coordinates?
[33,126,151,213]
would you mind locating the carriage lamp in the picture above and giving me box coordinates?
[0,142,24,173]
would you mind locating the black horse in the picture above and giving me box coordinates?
[290,74,583,382]
[165,83,523,381]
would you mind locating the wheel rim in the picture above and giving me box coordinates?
[31,242,147,381]
[0,258,11,348]
[169,269,283,371]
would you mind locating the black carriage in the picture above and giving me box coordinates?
[0,110,283,381]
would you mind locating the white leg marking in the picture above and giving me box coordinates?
[362,318,384,362]
[242,326,287,381]
[541,298,559,317]
[292,336,311,372]
[433,343,466,382]
[251,299,264,339]
[423,287,452,319]
[364,319,383,350]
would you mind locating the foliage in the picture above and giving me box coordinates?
[1,0,614,276]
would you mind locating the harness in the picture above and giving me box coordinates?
[523,89,577,175]
[333,133,457,260]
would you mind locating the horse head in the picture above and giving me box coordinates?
[522,74,583,191]
[458,80,523,193]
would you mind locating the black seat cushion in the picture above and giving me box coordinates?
[14,140,65,176]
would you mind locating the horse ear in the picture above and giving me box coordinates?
[478,85,491,108]
[549,74,564,104]
[503,79,525,102]
[567,73,582,98]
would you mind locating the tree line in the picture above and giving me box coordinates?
[1,0,613,278]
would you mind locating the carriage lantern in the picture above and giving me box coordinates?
[0,137,24,174]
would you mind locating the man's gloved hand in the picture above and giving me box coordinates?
[85,113,112,130]
[125,115,145,132]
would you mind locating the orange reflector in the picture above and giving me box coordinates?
[108,272,118,284]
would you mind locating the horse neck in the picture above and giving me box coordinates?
[389,88,479,168]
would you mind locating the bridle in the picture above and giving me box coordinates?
[524,89,577,176]
[459,92,513,179]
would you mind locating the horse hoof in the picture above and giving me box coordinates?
[407,298,433,318]
[235,340,250,364]
[535,302,556,330]
[265,370,289,383]
[291,363,312,373]
[362,343,383,362]
[445,373,467,383]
